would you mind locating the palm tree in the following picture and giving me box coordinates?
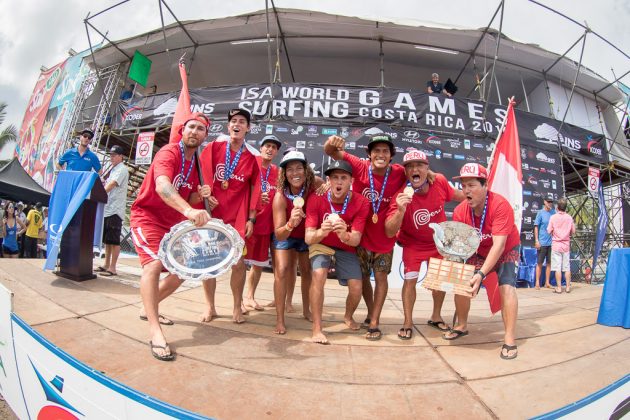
[0,102,18,167]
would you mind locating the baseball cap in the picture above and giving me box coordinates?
[109,145,124,155]
[366,133,395,156]
[260,135,282,149]
[80,129,94,139]
[227,108,251,124]
[279,150,306,169]
[543,194,555,203]
[183,112,210,130]
[324,160,353,176]
[402,150,428,165]
[453,163,488,180]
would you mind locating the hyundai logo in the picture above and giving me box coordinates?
[209,124,223,133]
[403,130,419,140]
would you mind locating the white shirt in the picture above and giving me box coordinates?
[104,162,129,220]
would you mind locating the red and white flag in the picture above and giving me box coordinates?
[487,97,523,233]
[168,58,191,144]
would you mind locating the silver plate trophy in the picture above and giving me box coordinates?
[422,221,482,296]
[159,219,244,282]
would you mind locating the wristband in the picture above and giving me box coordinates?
[184,208,193,217]
[285,222,294,231]
[475,269,486,281]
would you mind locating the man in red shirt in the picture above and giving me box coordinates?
[451,163,520,360]
[199,108,261,324]
[130,113,212,361]
[244,135,281,311]
[305,160,370,344]
[385,150,464,340]
[324,133,407,340]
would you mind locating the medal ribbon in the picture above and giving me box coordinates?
[224,142,244,183]
[327,190,350,215]
[260,164,272,192]
[368,165,390,215]
[285,185,305,200]
[471,194,489,234]
[178,141,195,190]
[406,179,428,194]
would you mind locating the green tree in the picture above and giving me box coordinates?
[0,102,18,167]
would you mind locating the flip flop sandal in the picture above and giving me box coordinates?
[139,314,174,325]
[99,270,117,277]
[427,320,450,332]
[398,327,413,340]
[366,328,382,341]
[500,344,518,360]
[95,266,107,272]
[442,329,469,340]
[361,318,371,329]
[149,341,174,361]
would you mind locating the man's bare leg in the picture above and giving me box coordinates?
[140,260,172,358]
[139,273,183,319]
[201,278,217,322]
[103,244,112,271]
[444,294,470,339]
[535,263,542,289]
[401,279,416,329]
[565,271,572,292]
[231,258,247,323]
[554,270,562,293]
[367,272,388,332]
[361,277,374,325]
[109,244,121,274]
[544,264,552,288]
[310,268,328,343]
[297,252,312,321]
[344,279,362,330]
[429,290,448,327]
[244,265,264,310]
[500,284,518,357]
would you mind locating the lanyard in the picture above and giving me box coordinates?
[260,164,272,192]
[368,165,390,215]
[178,141,195,190]
[224,142,244,182]
[285,185,305,200]
[327,190,350,215]
[406,179,428,194]
[471,194,488,233]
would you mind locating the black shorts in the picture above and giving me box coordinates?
[103,215,122,245]
[536,246,552,265]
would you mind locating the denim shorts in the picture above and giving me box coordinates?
[273,235,308,253]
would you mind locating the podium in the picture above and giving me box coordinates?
[51,172,107,281]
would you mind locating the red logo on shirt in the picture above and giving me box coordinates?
[413,206,443,229]
[173,173,192,191]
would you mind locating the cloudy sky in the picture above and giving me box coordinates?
[0,0,628,158]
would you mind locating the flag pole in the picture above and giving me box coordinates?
[487,96,514,171]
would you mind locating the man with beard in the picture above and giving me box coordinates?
[385,150,464,340]
[450,163,520,360]
[199,108,261,324]
[130,113,212,361]
[305,160,370,344]
[243,135,281,311]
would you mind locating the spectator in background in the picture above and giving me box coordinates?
[147,85,157,95]
[57,129,102,174]
[17,202,27,258]
[427,73,452,97]
[40,207,48,258]
[96,145,129,277]
[119,84,135,101]
[547,197,576,294]
[534,195,556,289]
[2,202,26,259]
[24,202,43,258]
[0,201,5,257]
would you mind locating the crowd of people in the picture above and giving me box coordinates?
[0,201,46,259]
[120,106,531,363]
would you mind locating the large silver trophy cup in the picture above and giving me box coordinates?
[423,221,481,297]
[159,219,244,282]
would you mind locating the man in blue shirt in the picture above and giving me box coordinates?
[534,195,556,289]
[57,129,102,173]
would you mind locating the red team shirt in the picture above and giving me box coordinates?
[305,192,370,253]
[342,152,407,253]
[130,142,200,231]
[453,191,520,259]
[387,174,454,260]
[283,187,315,239]
[253,157,279,236]
[200,139,261,239]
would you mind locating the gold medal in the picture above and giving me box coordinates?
[327,213,340,223]
[403,186,414,198]
[293,197,305,208]
[372,213,378,224]
[221,180,229,190]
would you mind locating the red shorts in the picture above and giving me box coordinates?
[244,233,271,266]
[130,225,168,267]
[402,247,441,280]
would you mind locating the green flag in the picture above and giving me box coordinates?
[128,50,152,87]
